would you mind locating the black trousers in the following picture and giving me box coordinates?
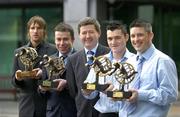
[98,113,118,117]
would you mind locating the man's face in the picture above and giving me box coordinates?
[79,24,100,50]
[29,23,44,43]
[130,27,153,53]
[55,31,74,54]
[107,29,128,54]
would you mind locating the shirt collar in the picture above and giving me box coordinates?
[137,44,155,61]
[58,48,74,57]
[106,49,133,63]
[27,41,45,50]
[84,43,98,55]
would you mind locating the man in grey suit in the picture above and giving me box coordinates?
[12,15,57,117]
[66,17,110,117]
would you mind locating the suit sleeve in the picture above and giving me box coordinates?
[66,57,77,98]
[11,50,25,88]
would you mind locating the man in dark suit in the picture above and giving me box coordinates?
[12,15,57,117]
[39,22,77,117]
[66,17,110,117]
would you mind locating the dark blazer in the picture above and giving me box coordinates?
[12,41,57,117]
[44,50,77,117]
[66,44,110,117]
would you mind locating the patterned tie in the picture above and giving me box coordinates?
[87,51,94,65]
[62,55,68,65]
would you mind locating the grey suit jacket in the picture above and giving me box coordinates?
[12,41,57,117]
[66,44,110,117]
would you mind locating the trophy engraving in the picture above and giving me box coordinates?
[39,55,65,89]
[107,62,137,99]
[15,47,38,79]
[83,56,116,91]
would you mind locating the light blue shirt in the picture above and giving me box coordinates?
[83,49,134,113]
[120,44,179,117]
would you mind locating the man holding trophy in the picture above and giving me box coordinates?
[39,22,77,117]
[118,19,178,117]
[82,21,134,117]
[12,16,57,117]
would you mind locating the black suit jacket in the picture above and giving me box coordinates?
[66,44,110,117]
[12,41,57,117]
[44,50,77,117]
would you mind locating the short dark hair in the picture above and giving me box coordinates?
[54,22,74,40]
[106,21,127,35]
[77,17,101,34]
[129,19,152,32]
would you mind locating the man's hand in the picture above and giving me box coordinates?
[81,89,93,96]
[53,79,67,91]
[15,70,22,81]
[39,85,50,92]
[102,82,114,94]
[126,89,138,103]
[34,68,42,79]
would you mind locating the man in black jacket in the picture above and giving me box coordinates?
[39,22,77,117]
[12,15,57,117]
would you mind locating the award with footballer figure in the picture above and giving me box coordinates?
[107,62,137,99]
[39,55,65,89]
[83,56,116,91]
[15,47,38,79]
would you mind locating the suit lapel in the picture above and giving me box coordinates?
[95,44,104,57]
[79,50,89,74]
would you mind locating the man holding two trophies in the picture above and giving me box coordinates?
[82,21,134,117]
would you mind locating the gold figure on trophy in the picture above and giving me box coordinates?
[83,56,116,91]
[107,62,137,99]
[39,55,65,89]
[15,47,38,79]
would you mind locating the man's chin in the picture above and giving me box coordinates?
[59,49,68,54]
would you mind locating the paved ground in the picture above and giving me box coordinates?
[0,93,179,117]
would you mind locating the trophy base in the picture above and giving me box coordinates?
[107,91,132,99]
[16,70,38,79]
[38,80,59,89]
[82,83,109,91]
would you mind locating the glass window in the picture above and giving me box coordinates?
[0,7,62,76]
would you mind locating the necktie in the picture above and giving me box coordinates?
[87,51,94,65]
[134,55,145,89]
[62,55,67,60]
[61,55,68,65]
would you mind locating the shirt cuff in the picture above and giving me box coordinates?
[84,90,99,100]
[138,89,149,101]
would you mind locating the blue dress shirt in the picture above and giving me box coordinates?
[119,44,179,117]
